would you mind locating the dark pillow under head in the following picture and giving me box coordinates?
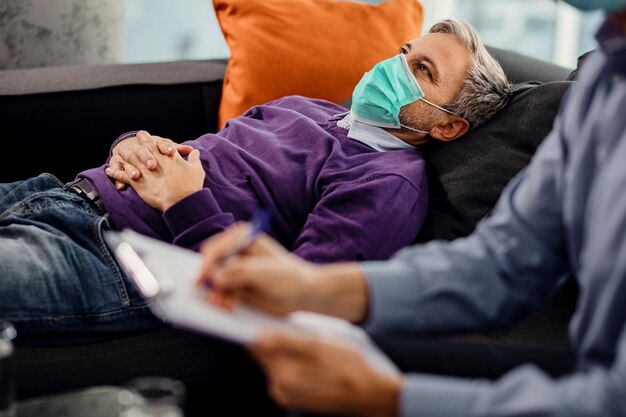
[414,81,573,243]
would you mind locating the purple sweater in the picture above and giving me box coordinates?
[80,96,428,262]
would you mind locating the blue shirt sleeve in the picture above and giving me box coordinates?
[399,320,626,417]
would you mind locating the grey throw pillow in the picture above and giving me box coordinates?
[415,81,573,242]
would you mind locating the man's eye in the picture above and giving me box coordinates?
[414,63,431,78]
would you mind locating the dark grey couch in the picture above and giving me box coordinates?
[0,46,576,416]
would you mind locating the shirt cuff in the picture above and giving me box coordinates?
[401,373,488,417]
[359,260,420,334]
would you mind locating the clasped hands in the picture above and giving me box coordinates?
[106,130,205,212]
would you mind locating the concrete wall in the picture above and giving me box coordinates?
[0,0,123,69]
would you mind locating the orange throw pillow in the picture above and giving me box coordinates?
[214,0,424,129]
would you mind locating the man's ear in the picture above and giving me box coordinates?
[429,117,470,142]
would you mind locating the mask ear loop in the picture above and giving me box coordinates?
[399,98,462,133]
[399,124,429,134]
[421,98,460,116]
[399,99,458,134]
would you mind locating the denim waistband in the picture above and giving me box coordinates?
[64,178,107,215]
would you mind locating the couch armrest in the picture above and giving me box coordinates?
[0,60,227,183]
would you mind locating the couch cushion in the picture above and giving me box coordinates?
[415,81,573,242]
[213,0,424,128]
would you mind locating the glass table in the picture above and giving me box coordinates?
[17,386,122,417]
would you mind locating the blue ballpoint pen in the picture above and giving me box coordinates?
[198,209,272,290]
[218,208,272,263]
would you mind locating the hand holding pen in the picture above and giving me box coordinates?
[196,209,319,314]
[215,208,272,264]
[195,209,273,309]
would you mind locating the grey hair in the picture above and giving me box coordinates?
[429,18,512,129]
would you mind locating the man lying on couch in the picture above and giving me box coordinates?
[195,3,626,416]
[0,18,511,341]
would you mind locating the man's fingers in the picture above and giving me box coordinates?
[267,379,291,408]
[106,157,134,184]
[156,139,176,156]
[155,138,194,157]
[135,130,152,145]
[214,258,277,289]
[210,255,267,291]
[238,289,292,315]
[188,149,201,165]
[177,144,195,155]
[254,330,315,358]
[204,290,239,310]
[196,222,254,285]
[250,331,321,409]
[196,225,297,313]
[140,132,193,158]
[249,350,297,408]
[115,147,143,179]
[117,130,184,173]
[126,131,158,170]
[184,149,203,171]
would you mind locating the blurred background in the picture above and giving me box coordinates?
[123,0,602,68]
[0,0,603,70]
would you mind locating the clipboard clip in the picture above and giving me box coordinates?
[114,241,174,299]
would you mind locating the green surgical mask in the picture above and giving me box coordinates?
[351,54,456,133]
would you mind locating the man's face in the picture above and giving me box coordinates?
[397,33,472,140]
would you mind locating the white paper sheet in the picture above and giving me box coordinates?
[104,229,400,376]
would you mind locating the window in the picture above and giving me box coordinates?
[124,0,228,62]
[123,0,604,68]
[423,0,603,68]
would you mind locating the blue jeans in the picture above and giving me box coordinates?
[0,173,162,344]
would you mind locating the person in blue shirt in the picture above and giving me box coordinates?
[195,1,626,416]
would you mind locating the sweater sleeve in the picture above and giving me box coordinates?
[291,173,427,263]
[162,189,236,251]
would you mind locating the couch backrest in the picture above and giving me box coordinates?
[486,46,572,83]
[0,60,227,183]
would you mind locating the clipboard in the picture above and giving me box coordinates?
[104,229,400,376]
